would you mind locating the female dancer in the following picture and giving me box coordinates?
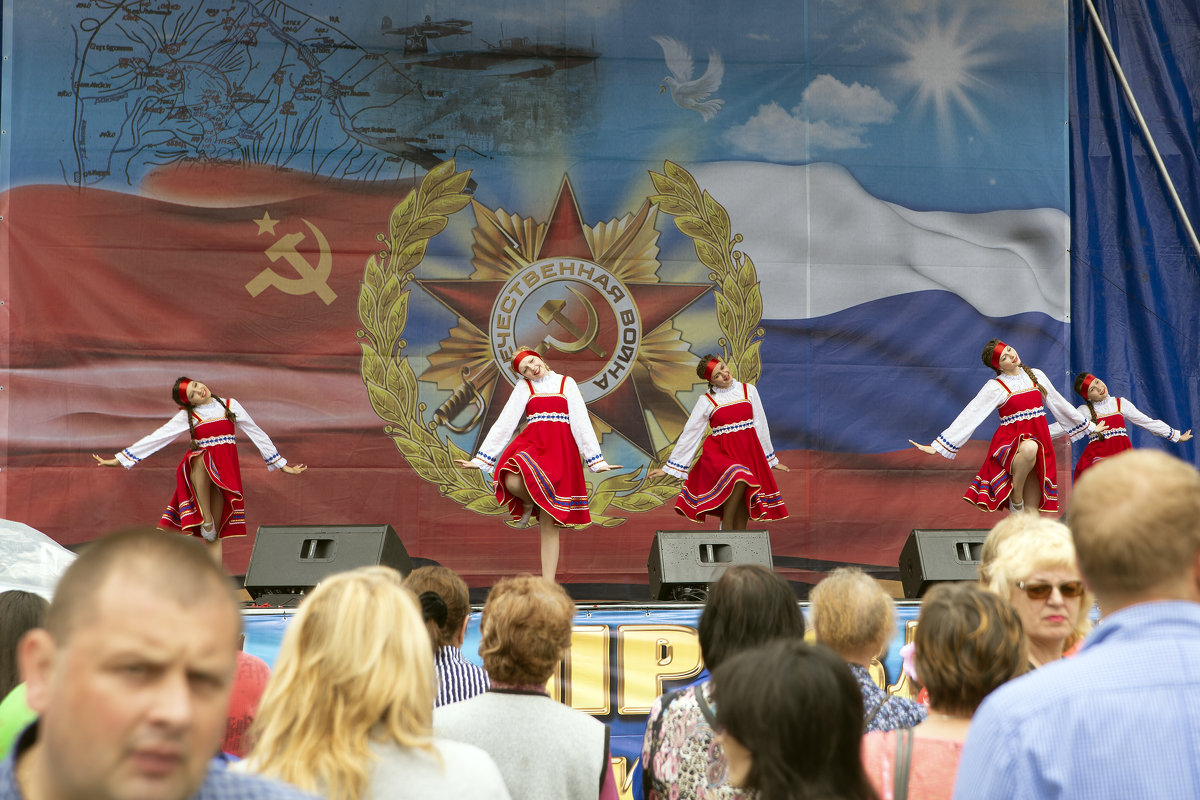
[93,377,306,563]
[455,348,620,581]
[910,340,1098,513]
[649,354,788,529]
[1072,371,1191,480]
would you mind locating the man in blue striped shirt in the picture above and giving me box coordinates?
[955,450,1200,799]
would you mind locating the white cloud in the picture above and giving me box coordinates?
[801,74,897,124]
[722,75,896,159]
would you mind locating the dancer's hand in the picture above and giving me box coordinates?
[773,462,790,472]
[595,463,623,472]
[646,468,668,479]
[1180,430,1193,442]
[455,459,482,469]
[92,454,120,467]
[909,440,937,455]
[1092,420,1109,435]
[282,464,307,474]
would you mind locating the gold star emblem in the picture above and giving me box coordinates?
[253,211,278,235]
[418,176,711,458]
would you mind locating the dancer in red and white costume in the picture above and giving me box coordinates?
[93,377,306,564]
[910,340,1099,514]
[649,355,789,529]
[455,349,621,581]
[1072,371,1191,481]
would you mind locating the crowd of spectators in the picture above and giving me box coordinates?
[1,448,1198,799]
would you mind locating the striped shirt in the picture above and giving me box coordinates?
[434,645,491,708]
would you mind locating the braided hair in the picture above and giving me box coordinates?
[172,376,236,449]
[980,339,1046,398]
[697,353,721,393]
[1074,372,1100,424]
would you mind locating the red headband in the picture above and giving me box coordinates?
[176,379,192,406]
[703,358,721,382]
[990,341,1008,370]
[511,349,540,374]
[1077,373,1098,399]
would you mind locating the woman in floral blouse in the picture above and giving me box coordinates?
[640,565,805,800]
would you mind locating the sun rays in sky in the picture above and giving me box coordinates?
[890,11,998,150]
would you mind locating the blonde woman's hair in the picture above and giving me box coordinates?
[977,513,1044,586]
[981,518,1093,644]
[241,566,436,800]
[809,567,894,659]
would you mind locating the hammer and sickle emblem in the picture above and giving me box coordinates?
[245,218,337,305]
[537,286,607,358]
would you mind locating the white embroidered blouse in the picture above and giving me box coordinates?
[114,398,287,470]
[932,368,1092,459]
[662,380,779,479]
[1075,396,1181,442]
[469,372,609,473]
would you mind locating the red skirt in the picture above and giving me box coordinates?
[1073,435,1131,481]
[964,422,1057,512]
[494,420,591,527]
[159,443,246,539]
[674,431,788,523]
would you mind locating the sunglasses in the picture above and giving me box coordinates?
[1016,580,1085,600]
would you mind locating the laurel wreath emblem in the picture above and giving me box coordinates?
[358,158,764,526]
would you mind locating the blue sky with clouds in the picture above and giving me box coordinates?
[1,0,1067,213]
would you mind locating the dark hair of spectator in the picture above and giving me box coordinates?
[714,640,878,800]
[404,566,472,649]
[698,564,805,672]
[0,590,49,698]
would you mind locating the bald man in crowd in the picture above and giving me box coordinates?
[3,527,316,800]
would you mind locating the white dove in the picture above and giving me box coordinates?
[652,35,724,121]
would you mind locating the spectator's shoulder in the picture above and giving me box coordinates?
[198,762,322,800]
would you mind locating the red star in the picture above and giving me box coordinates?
[419,177,711,456]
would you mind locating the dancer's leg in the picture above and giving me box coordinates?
[721,481,748,530]
[539,514,560,582]
[503,471,558,579]
[189,457,225,565]
[1008,439,1040,512]
[503,471,533,503]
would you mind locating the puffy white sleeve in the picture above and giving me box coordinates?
[747,383,780,468]
[471,380,532,473]
[564,376,609,471]
[662,394,715,479]
[1036,370,1091,442]
[932,381,1007,459]
[230,399,288,471]
[1120,397,1180,441]
[115,409,191,468]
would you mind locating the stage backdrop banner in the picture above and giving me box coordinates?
[1068,0,1200,470]
[1,0,1071,587]
[243,603,924,800]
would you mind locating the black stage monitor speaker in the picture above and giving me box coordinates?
[648,530,773,601]
[244,524,412,603]
[898,529,988,598]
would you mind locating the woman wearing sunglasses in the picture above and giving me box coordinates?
[979,518,1092,668]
